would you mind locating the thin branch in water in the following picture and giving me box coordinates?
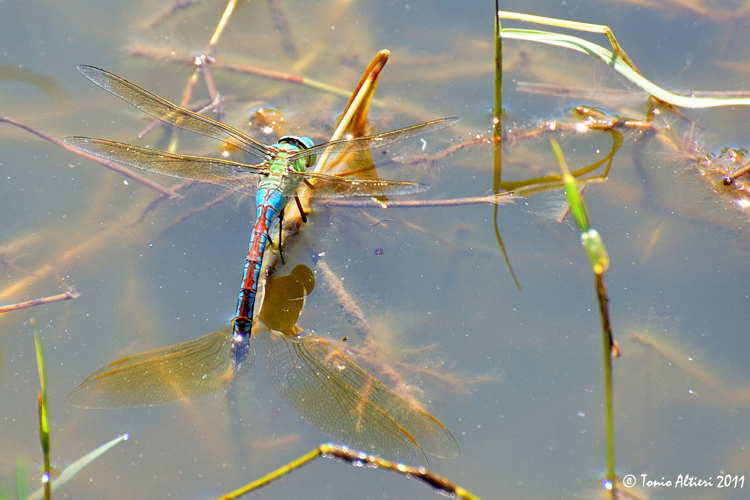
[139,0,200,30]
[152,190,237,242]
[196,55,225,122]
[0,288,80,314]
[1,252,39,277]
[161,0,238,153]
[0,116,184,200]
[266,0,299,59]
[129,179,194,227]
[212,443,483,500]
[126,44,374,101]
[318,193,517,208]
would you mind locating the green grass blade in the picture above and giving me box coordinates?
[31,319,51,500]
[502,28,750,108]
[27,434,129,500]
[549,138,589,232]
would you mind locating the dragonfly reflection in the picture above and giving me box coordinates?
[68,326,459,467]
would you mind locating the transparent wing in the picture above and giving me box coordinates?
[288,117,460,162]
[262,331,459,467]
[66,136,428,199]
[283,170,429,199]
[67,329,254,408]
[78,65,271,160]
[65,137,263,196]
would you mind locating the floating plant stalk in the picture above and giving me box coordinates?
[498,10,750,108]
[490,5,521,290]
[212,444,482,500]
[550,139,618,498]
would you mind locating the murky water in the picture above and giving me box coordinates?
[2,1,750,499]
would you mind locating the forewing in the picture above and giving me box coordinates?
[287,171,429,199]
[78,65,270,160]
[65,137,262,196]
[289,117,460,162]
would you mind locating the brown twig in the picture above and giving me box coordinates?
[0,116,184,200]
[318,193,517,208]
[126,44,363,100]
[214,443,481,500]
[0,288,80,314]
[152,189,237,242]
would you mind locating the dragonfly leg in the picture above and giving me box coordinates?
[294,194,308,224]
[274,207,286,265]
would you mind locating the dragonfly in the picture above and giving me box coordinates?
[65,67,459,466]
[64,66,458,378]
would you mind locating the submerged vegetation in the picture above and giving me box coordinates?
[2,1,750,499]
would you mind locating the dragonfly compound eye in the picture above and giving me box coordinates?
[279,135,316,169]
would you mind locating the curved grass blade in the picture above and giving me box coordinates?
[77,65,271,159]
[26,434,130,500]
[26,434,129,500]
[501,29,750,108]
[67,329,253,408]
[261,331,459,468]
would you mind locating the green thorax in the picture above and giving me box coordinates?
[258,137,316,192]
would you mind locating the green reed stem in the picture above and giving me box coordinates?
[32,319,51,500]
[490,4,522,291]
[493,2,502,168]
[597,274,616,497]
[551,139,617,498]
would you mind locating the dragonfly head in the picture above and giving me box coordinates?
[278,135,316,172]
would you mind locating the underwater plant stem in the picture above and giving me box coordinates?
[126,44,373,102]
[490,4,521,292]
[208,0,237,49]
[597,273,616,498]
[493,3,502,171]
[266,0,298,59]
[0,116,183,200]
